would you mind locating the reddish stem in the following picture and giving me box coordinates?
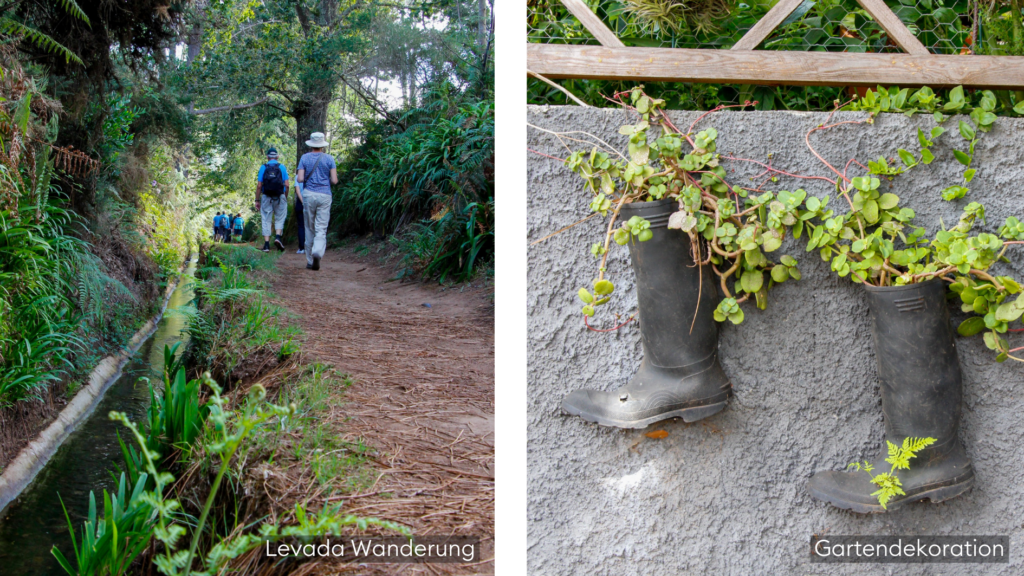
[805,119,869,184]
[528,148,566,162]
[584,314,634,333]
[686,101,757,137]
[722,155,837,185]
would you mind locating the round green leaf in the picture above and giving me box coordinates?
[740,270,764,294]
[995,302,1024,323]
[593,280,614,295]
[771,266,790,283]
[862,199,879,224]
[957,317,986,337]
[578,288,593,304]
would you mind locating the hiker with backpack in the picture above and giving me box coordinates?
[219,211,230,242]
[233,213,244,242]
[213,211,222,242]
[296,132,338,270]
[256,147,289,252]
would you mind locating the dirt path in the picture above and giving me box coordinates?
[270,246,494,574]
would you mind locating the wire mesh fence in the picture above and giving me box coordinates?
[527,0,977,55]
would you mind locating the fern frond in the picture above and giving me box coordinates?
[903,436,937,454]
[0,18,83,65]
[870,472,906,510]
[54,0,90,26]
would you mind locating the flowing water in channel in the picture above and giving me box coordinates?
[0,263,196,575]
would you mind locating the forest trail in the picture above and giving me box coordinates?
[270,247,494,574]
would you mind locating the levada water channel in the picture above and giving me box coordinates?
[0,261,196,574]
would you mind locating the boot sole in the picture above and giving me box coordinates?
[808,472,975,514]
[563,399,728,429]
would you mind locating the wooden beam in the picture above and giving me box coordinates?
[731,0,806,51]
[559,0,624,48]
[856,0,929,55]
[527,44,1024,89]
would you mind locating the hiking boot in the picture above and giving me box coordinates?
[561,199,731,429]
[274,237,285,252]
[306,263,313,269]
[807,279,975,512]
[261,241,271,253]
[312,256,321,271]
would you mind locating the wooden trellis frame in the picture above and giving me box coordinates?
[528,0,1024,88]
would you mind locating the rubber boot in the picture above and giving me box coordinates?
[808,279,974,512]
[561,198,731,429]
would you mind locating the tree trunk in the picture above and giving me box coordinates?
[478,0,488,48]
[293,89,331,168]
[187,21,202,63]
[399,68,408,108]
[403,59,411,107]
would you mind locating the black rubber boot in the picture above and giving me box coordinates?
[561,199,731,429]
[808,279,974,512]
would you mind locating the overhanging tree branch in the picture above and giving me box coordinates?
[191,96,270,115]
[339,76,401,124]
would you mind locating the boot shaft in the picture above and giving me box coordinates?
[621,199,720,368]
[864,279,962,447]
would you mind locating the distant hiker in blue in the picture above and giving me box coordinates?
[233,213,244,242]
[256,147,289,252]
[219,211,229,242]
[296,132,337,270]
[213,212,222,241]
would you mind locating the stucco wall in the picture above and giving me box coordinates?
[527,105,1024,575]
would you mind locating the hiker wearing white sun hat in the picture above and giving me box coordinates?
[296,131,338,270]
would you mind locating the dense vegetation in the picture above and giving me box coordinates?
[2,0,492,412]
[53,245,406,575]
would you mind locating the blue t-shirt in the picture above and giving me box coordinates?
[233,216,244,230]
[297,152,335,195]
[214,215,223,228]
[257,160,289,183]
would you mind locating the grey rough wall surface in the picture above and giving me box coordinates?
[527,105,1024,576]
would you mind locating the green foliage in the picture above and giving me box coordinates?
[560,87,801,321]
[84,93,145,172]
[0,179,85,403]
[846,85,1010,200]
[0,6,85,65]
[351,94,495,281]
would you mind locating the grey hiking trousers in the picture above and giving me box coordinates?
[260,194,287,237]
[303,192,331,265]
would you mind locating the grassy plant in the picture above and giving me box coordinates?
[51,472,155,576]
[109,377,408,576]
[0,183,86,403]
